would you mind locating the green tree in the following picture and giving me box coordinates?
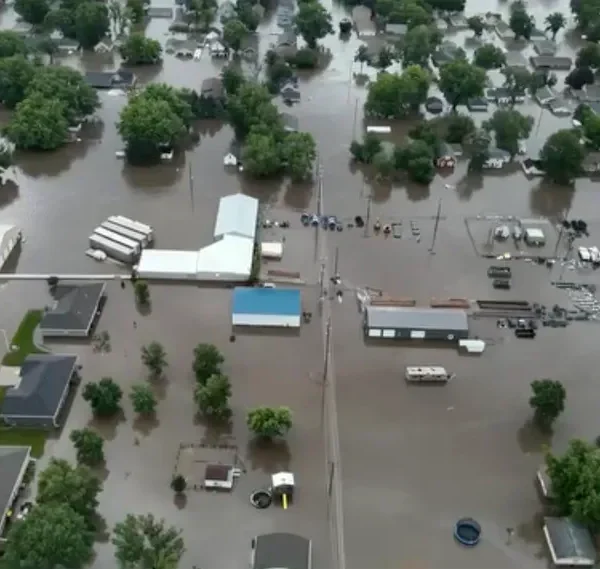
[15,0,50,25]
[119,33,162,64]
[236,0,260,31]
[280,131,316,181]
[134,279,150,304]
[192,343,224,384]
[5,93,68,150]
[82,377,123,417]
[266,59,292,92]
[395,140,435,184]
[70,428,105,466]
[126,0,146,24]
[529,379,566,429]
[354,44,371,72]
[583,113,600,148]
[26,65,100,124]
[546,439,600,527]
[545,12,566,39]
[294,1,333,48]
[372,147,396,178]
[112,514,185,569]
[242,131,282,177]
[0,55,36,109]
[466,128,491,171]
[0,31,28,58]
[374,46,395,71]
[221,65,245,95]
[222,18,248,52]
[576,43,600,69]
[141,341,168,377]
[394,0,432,29]
[444,113,475,143]
[35,36,59,64]
[400,24,440,67]
[46,7,78,39]
[409,120,441,151]
[566,66,595,90]
[143,83,193,128]
[119,95,183,164]
[247,406,292,439]
[194,373,232,419]
[350,133,382,163]
[473,44,506,69]
[227,82,279,137]
[438,59,486,110]
[170,474,186,493]
[75,1,110,49]
[130,383,157,415]
[467,15,485,37]
[509,0,535,40]
[540,129,585,184]
[109,0,125,35]
[37,458,102,523]
[483,108,534,157]
[502,66,531,105]
[2,504,93,569]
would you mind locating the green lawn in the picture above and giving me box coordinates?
[2,309,44,366]
[0,428,47,457]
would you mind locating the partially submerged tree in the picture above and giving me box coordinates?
[502,67,532,105]
[350,133,382,163]
[444,113,476,144]
[119,34,162,64]
[545,12,566,39]
[466,15,485,38]
[70,428,105,466]
[374,46,395,71]
[473,44,506,70]
[222,18,248,53]
[194,373,232,419]
[530,379,567,429]
[134,279,150,304]
[280,131,316,181]
[466,128,491,171]
[141,341,168,378]
[0,31,29,58]
[171,474,186,494]
[293,1,333,48]
[576,43,600,70]
[82,377,123,417]
[400,24,440,67]
[438,59,486,110]
[242,130,282,177]
[221,65,245,96]
[112,514,185,569]
[247,406,293,439]
[192,343,224,384]
[394,140,435,184]
[15,0,50,25]
[540,129,585,184]
[75,1,110,49]
[566,66,594,90]
[354,44,371,72]
[583,113,600,148]
[130,383,157,415]
[483,108,534,157]
[0,55,36,109]
[509,0,535,40]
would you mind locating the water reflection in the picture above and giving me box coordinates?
[246,437,291,473]
[529,180,575,217]
[121,162,185,191]
[0,180,19,210]
[17,142,96,178]
[405,180,430,202]
[283,180,313,210]
[455,172,484,202]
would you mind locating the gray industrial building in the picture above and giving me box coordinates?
[364,306,469,341]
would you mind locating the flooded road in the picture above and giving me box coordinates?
[0,0,599,566]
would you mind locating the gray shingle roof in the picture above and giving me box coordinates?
[0,446,30,524]
[544,517,596,565]
[0,354,76,419]
[40,283,104,333]
[365,306,469,331]
[253,533,311,569]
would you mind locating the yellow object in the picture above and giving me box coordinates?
[282,494,288,510]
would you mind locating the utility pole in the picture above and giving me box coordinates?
[188,162,194,211]
[364,194,372,238]
[323,317,332,383]
[429,198,442,254]
[333,246,339,278]
[352,98,359,140]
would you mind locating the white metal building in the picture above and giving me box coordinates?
[261,241,283,260]
[0,225,21,270]
[214,194,258,241]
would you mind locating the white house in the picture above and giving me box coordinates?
[483,149,511,169]
[223,152,238,167]
[209,41,227,58]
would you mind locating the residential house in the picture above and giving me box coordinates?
[467,97,488,112]
[448,13,468,29]
[582,152,600,174]
[575,84,600,103]
[201,77,224,100]
[434,18,448,32]
[240,33,259,62]
[484,148,511,169]
[431,42,463,67]
[169,7,190,32]
[530,28,547,40]
[385,23,408,37]
[533,39,557,56]
[281,113,299,132]
[146,6,174,18]
[0,446,32,538]
[84,70,136,89]
[281,82,300,103]
[530,55,572,71]
[588,101,600,116]
[52,34,80,54]
[543,517,596,567]
[535,85,557,106]
[223,140,242,167]
[505,51,528,69]
[223,152,238,166]
[277,9,294,29]
[495,20,514,40]
[209,40,228,58]
[275,29,297,58]
[0,354,79,428]
[435,143,456,168]
[486,87,525,104]
[251,533,312,569]
[166,38,197,58]
[549,98,572,116]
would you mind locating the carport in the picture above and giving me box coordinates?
[543,517,596,566]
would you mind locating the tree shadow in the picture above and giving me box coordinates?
[455,171,484,202]
[91,461,110,482]
[516,418,553,454]
[0,179,19,210]
[246,437,291,473]
[173,493,188,510]
[529,180,575,218]
[194,413,234,443]
[149,377,169,400]
[92,512,111,543]
[135,301,152,317]
[87,409,126,441]
[283,179,313,210]
[132,412,160,437]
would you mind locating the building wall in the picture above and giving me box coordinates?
[2,415,55,429]
[365,326,468,341]
[40,328,88,338]
[232,313,301,327]
[0,447,31,536]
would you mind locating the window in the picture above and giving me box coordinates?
[382,329,395,338]
[410,330,425,339]
[368,328,382,337]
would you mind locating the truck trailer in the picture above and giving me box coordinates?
[107,216,154,243]
[101,221,149,247]
[89,234,137,264]
[93,227,141,255]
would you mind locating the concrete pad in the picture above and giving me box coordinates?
[0,366,21,387]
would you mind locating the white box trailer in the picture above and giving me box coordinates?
[101,221,149,247]
[89,234,137,264]
[93,227,141,255]
[108,216,154,243]
[405,366,455,383]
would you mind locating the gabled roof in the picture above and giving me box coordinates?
[0,446,30,524]
[0,354,77,419]
[40,282,105,333]
[213,193,258,241]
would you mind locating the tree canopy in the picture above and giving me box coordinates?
[576,43,600,69]
[75,1,110,49]
[0,31,29,58]
[112,513,185,569]
[509,0,535,40]
[192,343,224,384]
[0,55,36,109]
[466,15,484,37]
[395,139,436,184]
[194,373,232,419]
[529,379,566,429]
[130,383,158,415]
[566,66,594,90]
[483,108,534,157]
[15,0,50,25]
[70,428,105,466]
[120,34,162,64]
[141,341,168,377]
[473,44,506,70]
[438,59,486,109]
[222,18,249,52]
[545,12,566,39]
[540,129,585,184]
[247,406,293,438]
[400,24,440,67]
[294,1,333,48]
[82,377,123,417]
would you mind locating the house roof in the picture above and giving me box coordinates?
[277,29,297,47]
[531,55,572,70]
[536,85,556,101]
[84,70,135,89]
[533,39,557,56]
[365,306,469,331]
[233,288,301,317]
[201,77,223,98]
[544,517,596,565]
[281,83,300,101]
[146,6,174,18]
[488,147,510,159]
[40,282,105,333]
[0,446,30,526]
[253,533,311,569]
[213,193,258,241]
[0,354,77,419]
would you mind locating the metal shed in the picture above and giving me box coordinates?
[543,517,596,566]
[364,306,469,341]
[232,287,301,327]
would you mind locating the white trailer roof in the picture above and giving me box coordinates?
[137,250,199,277]
[213,194,258,241]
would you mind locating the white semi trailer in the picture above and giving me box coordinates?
[93,227,141,255]
[101,221,149,247]
[108,216,154,243]
[89,234,137,264]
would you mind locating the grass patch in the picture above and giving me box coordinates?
[2,309,44,367]
[0,428,47,457]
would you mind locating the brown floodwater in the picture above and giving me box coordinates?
[0,0,599,566]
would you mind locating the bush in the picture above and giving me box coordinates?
[247,406,292,439]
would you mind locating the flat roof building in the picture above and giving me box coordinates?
[232,287,301,327]
[252,533,312,569]
[365,306,469,341]
[543,517,596,566]
[40,283,106,337]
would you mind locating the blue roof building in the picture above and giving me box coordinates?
[232,287,301,327]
